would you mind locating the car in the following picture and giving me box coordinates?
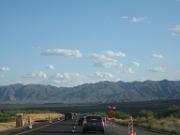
[82,115,105,133]
[64,113,73,120]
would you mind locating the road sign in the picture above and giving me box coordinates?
[107,105,116,117]
[107,111,115,117]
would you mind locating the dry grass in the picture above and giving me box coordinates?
[136,117,180,134]
[108,118,129,125]
[24,112,63,121]
[0,112,63,132]
[0,122,16,131]
[109,117,180,134]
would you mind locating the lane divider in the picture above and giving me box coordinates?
[72,115,78,134]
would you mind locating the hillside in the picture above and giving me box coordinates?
[0,80,180,104]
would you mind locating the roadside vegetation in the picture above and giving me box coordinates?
[0,109,62,132]
[107,105,180,134]
[0,109,52,122]
[136,105,180,134]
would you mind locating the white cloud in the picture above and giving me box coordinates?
[132,61,140,67]
[46,64,55,70]
[169,25,180,36]
[94,62,119,68]
[95,71,120,81]
[53,71,122,87]
[0,67,10,72]
[121,16,147,23]
[131,16,145,23]
[127,67,135,74]
[152,53,163,59]
[89,53,117,68]
[89,51,126,68]
[56,72,80,80]
[103,51,126,58]
[53,72,120,87]
[31,71,47,79]
[53,72,87,87]
[121,16,129,19]
[90,53,118,62]
[149,66,166,73]
[41,49,82,58]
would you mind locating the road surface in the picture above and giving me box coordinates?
[15,118,173,135]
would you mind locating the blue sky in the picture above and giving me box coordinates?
[0,0,180,87]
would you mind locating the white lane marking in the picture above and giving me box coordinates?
[72,115,78,133]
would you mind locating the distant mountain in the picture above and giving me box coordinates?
[0,80,180,104]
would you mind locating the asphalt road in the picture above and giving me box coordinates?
[16,118,173,135]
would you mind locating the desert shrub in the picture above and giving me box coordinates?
[0,109,49,123]
[0,111,14,122]
[137,116,180,134]
[138,110,155,119]
[161,105,180,118]
[114,111,130,119]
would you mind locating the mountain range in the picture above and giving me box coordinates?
[0,79,180,104]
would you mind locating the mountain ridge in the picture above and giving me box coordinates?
[0,79,180,104]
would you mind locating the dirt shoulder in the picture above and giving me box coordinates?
[0,112,63,132]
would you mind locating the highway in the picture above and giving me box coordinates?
[16,118,172,135]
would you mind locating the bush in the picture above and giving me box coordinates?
[0,109,15,123]
[137,117,180,134]
[0,109,49,123]
[114,111,130,119]
[161,105,180,118]
[0,117,13,122]
[138,110,155,119]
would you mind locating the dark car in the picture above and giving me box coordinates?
[65,113,73,120]
[82,115,105,133]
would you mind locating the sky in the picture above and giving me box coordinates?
[0,0,180,87]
